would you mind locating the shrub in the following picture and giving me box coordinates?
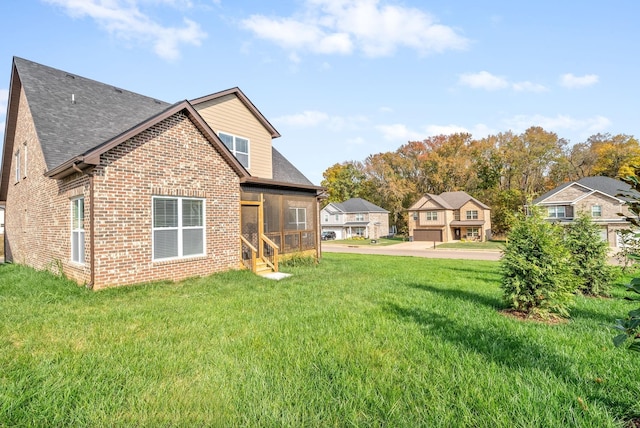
[500,209,578,318]
[564,212,616,296]
[613,170,640,352]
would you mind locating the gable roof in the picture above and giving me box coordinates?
[439,191,490,210]
[11,57,172,171]
[190,88,281,139]
[1,57,320,198]
[326,198,388,213]
[532,176,637,205]
[409,191,489,211]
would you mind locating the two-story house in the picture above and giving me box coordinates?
[321,198,389,240]
[531,176,637,247]
[0,57,323,288]
[407,191,492,242]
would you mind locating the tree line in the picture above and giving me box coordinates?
[321,127,640,234]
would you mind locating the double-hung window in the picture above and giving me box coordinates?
[288,207,306,230]
[153,197,205,260]
[15,150,20,183]
[71,197,85,264]
[355,213,365,221]
[591,205,602,218]
[466,210,478,220]
[425,211,438,221]
[547,206,565,218]
[219,132,249,168]
[466,227,479,238]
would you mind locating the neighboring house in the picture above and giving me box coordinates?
[0,206,4,235]
[0,57,323,288]
[531,176,637,248]
[321,198,389,239]
[407,191,492,242]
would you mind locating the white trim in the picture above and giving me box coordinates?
[70,197,85,265]
[152,196,206,261]
[218,131,250,169]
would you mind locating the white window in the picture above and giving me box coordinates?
[466,227,479,238]
[592,205,602,217]
[23,143,27,179]
[288,207,306,230]
[15,150,20,182]
[335,214,339,221]
[425,211,438,221]
[153,197,205,261]
[71,197,85,264]
[466,210,478,220]
[324,214,329,222]
[354,227,366,237]
[547,206,566,218]
[219,132,249,168]
[355,213,365,221]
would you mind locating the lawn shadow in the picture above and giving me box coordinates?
[384,301,579,387]
[407,283,505,310]
[383,301,631,416]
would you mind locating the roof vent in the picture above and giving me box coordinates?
[65,73,75,79]
[114,87,123,93]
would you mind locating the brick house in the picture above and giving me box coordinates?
[531,176,637,247]
[407,191,492,242]
[0,57,323,288]
[321,198,389,239]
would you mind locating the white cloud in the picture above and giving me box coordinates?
[458,71,509,90]
[560,73,599,88]
[376,123,424,141]
[275,110,367,131]
[44,0,207,60]
[459,71,547,92]
[504,114,611,135]
[512,81,548,92]
[241,0,469,58]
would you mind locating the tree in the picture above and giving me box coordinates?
[613,170,640,352]
[564,212,615,296]
[320,162,367,205]
[500,208,578,318]
[589,133,640,178]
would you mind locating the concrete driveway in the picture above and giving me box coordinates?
[321,241,502,261]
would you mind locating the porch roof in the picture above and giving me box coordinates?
[343,221,369,226]
[450,220,485,226]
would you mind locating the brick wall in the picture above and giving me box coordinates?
[90,111,241,288]
[6,95,242,288]
[4,87,91,283]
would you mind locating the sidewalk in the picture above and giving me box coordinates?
[321,241,502,261]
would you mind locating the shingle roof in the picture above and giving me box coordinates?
[332,198,388,213]
[14,57,171,170]
[8,57,316,188]
[271,147,314,186]
[439,191,490,210]
[532,176,638,204]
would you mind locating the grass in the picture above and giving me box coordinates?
[1,254,639,427]
[437,240,505,250]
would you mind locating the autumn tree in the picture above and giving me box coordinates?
[588,133,640,178]
[320,162,367,205]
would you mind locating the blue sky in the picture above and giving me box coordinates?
[1,1,639,185]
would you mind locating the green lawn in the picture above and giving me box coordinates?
[1,254,639,427]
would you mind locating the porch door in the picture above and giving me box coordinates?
[241,198,264,259]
